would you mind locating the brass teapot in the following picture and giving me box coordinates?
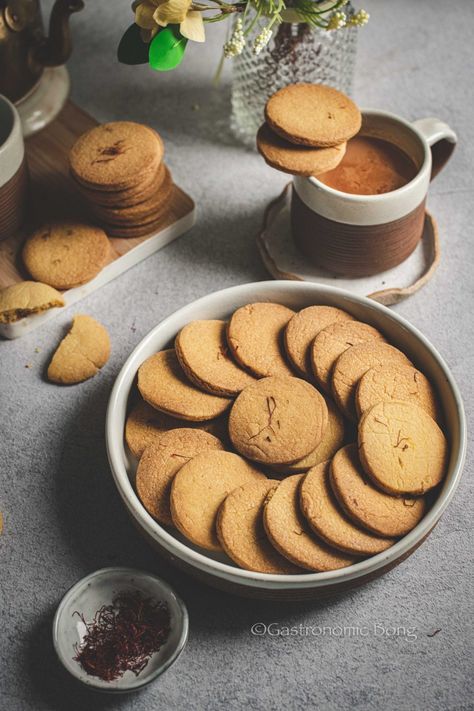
[0,0,84,104]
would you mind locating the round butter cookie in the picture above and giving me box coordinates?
[276,397,345,473]
[300,460,394,555]
[331,342,410,421]
[0,281,64,323]
[227,302,295,378]
[91,166,173,225]
[311,320,386,392]
[265,83,362,148]
[229,376,328,465]
[175,319,256,397]
[257,123,346,177]
[136,428,224,526]
[22,222,110,290]
[263,474,355,571]
[330,444,426,537]
[217,479,300,573]
[125,400,228,459]
[70,121,163,191]
[285,305,354,378]
[355,363,440,422]
[138,350,231,421]
[358,401,448,495]
[101,213,170,238]
[77,162,166,208]
[170,450,265,551]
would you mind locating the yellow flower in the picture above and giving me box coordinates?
[180,11,205,43]
[155,0,192,26]
[133,0,205,42]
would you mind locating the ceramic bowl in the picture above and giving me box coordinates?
[53,567,189,692]
[106,281,466,600]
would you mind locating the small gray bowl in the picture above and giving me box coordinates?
[52,567,189,693]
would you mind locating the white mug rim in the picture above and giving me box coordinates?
[307,108,431,202]
[0,94,24,184]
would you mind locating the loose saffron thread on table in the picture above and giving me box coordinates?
[73,591,171,681]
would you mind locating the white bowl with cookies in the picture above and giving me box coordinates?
[106,281,466,600]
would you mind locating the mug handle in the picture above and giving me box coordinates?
[412,118,457,180]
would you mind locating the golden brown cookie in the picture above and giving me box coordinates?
[90,166,173,225]
[22,222,110,290]
[100,211,172,238]
[265,83,362,148]
[300,461,394,555]
[355,363,440,422]
[125,400,228,459]
[70,121,163,191]
[216,479,300,573]
[47,314,110,384]
[277,397,346,473]
[257,123,347,177]
[136,428,224,526]
[138,350,231,421]
[227,302,295,378]
[229,376,328,465]
[263,474,355,571]
[332,342,411,420]
[330,444,426,537]
[285,305,354,378]
[175,320,256,397]
[77,162,166,208]
[0,281,64,323]
[311,320,386,392]
[170,450,266,551]
[358,400,448,495]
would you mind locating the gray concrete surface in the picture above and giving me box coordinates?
[1,0,473,709]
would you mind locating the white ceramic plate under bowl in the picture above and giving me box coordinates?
[53,567,189,692]
[106,281,466,601]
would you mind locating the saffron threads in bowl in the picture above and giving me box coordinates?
[73,591,171,681]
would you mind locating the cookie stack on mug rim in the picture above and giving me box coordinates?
[69,120,174,237]
[257,83,361,176]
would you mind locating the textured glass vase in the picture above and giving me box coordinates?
[230,19,358,147]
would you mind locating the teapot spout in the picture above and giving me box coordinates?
[35,0,84,67]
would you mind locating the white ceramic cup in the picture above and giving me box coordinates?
[0,94,28,240]
[291,110,457,277]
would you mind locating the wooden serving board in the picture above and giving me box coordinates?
[0,101,195,339]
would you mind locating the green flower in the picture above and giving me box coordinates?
[347,9,370,26]
[253,26,272,55]
[224,18,245,58]
[327,10,347,31]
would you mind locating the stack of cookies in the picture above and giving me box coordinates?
[257,83,361,176]
[125,302,448,575]
[69,121,174,237]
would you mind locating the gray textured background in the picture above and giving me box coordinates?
[1,0,473,709]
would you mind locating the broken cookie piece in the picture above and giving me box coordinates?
[47,314,111,384]
[0,281,64,324]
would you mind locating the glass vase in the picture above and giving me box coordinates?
[230,16,358,148]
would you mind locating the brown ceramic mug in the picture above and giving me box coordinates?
[291,110,457,277]
[0,95,28,241]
